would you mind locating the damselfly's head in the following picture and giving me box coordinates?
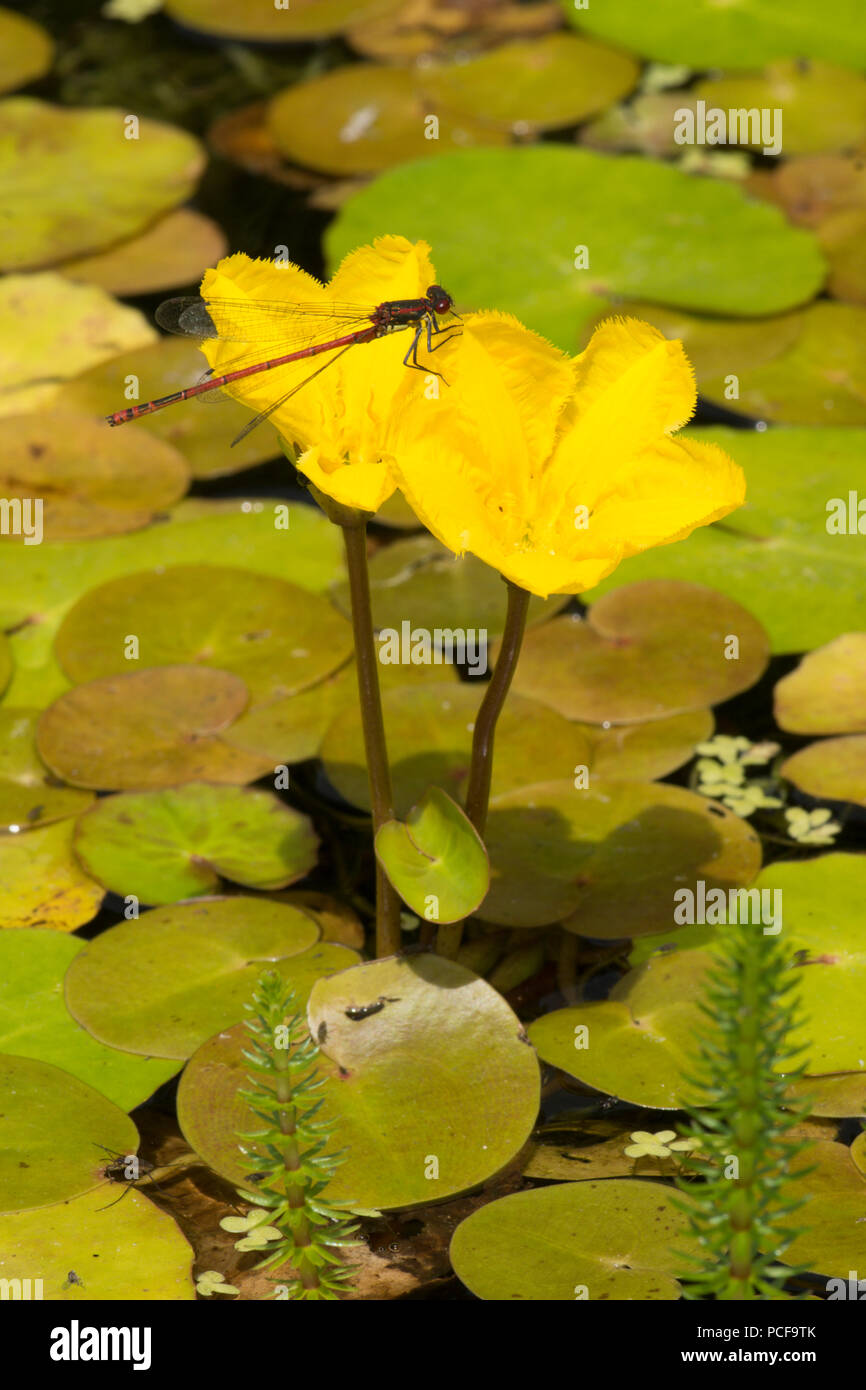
[425,285,454,315]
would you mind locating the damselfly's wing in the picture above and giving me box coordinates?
[155,295,375,345]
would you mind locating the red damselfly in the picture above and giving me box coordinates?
[105,285,461,443]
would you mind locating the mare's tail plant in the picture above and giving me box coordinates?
[220,970,359,1299]
[675,919,812,1299]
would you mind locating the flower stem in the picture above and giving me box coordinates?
[341,522,402,958]
[436,581,530,959]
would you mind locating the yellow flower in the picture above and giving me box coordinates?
[386,314,745,597]
[199,236,447,512]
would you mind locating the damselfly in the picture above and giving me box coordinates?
[106,284,461,444]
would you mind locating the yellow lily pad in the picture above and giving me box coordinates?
[695,64,866,157]
[36,666,273,790]
[0,708,93,830]
[0,8,53,95]
[0,930,179,1109]
[64,896,357,1060]
[267,63,508,178]
[510,581,769,723]
[481,778,761,933]
[0,273,156,417]
[0,1055,138,1212]
[450,1180,697,1300]
[0,412,190,542]
[165,0,394,40]
[775,635,866,734]
[178,954,540,1209]
[575,709,714,781]
[422,33,638,132]
[58,207,227,296]
[53,564,353,704]
[55,336,279,478]
[321,683,593,817]
[781,736,866,808]
[0,818,103,931]
[72,782,319,906]
[0,98,205,270]
[779,1141,866,1277]
[222,668,349,767]
[786,1073,866,1118]
[0,1185,194,1299]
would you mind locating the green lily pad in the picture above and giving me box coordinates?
[0,708,93,830]
[450,1180,697,1300]
[0,632,9,698]
[0,1184,194,1298]
[778,1140,866,1277]
[0,8,53,95]
[37,666,273,791]
[852,1131,866,1177]
[54,564,353,704]
[786,1073,866,1118]
[326,146,825,348]
[64,896,357,1060]
[586,427,866,655]
[567,0,866,68]
[815,207,866,306]
[604,301,866,426]
[0,98,205,270]
[781,736,866,808]
[178,954,540,1210]
[376,788,489,923]
[0,1055,138,1212]
[510,581,769,723]
[0,931,179,1109]
[0,499,345,710]
[0,412,190,542]
[72,782,319,906]
[0,272,156,418]
[59,207,227,298]
[331,533,564,635]
[165,0,393,40]
[322,682,593,816]
[696,64,866,156]
[775,635,866,734]
[0,819,103,931]
[267,64,508,178]
[575,709,714,781]
[421,33,638,132]
[220,668,349,767]
[528,949,711,1108]
[54,337,279,478]
[747,149,866,231]
[481,778,761,932]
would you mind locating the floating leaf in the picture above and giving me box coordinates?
[220,668,349,767]
[0,7,53,95]
[0,819,103,931]
[0,1055,138,1212]
[781,737,866,809]
[37,666,272,790]
[778,1140,866,1277]
[576,709,714,781]
[322,682,593,816]
[0,98,205,270]
[586,427,866,654]
[0,1185,194,1298]
[694,64,866,156]
[0,632,9,699]
[0,412,190,542]
[375,787,489,923]
[64,896,357,1060]
[0,708,93,830]
[55,337,279,478]
[0,499,344,709]
[327,146,825,347]
[481,779,761,932]
[567,0,866,68]
[165,0,394,40]
[421,33,639,132]
[58,208,227,296]
[267,64,508,178]
[449,1180,697,1299]
[0,931,179,1109]
[775,635,866,734]
[54,564,353,703]
[510,581,769,723]
[178,954,540,1209]
[786,1074,866,1118]
[0,273,156,417]
[72,782,318,905]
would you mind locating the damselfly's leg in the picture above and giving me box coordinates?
[403,315,459,382]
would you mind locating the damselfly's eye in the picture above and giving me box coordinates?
[427,285,452,314]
